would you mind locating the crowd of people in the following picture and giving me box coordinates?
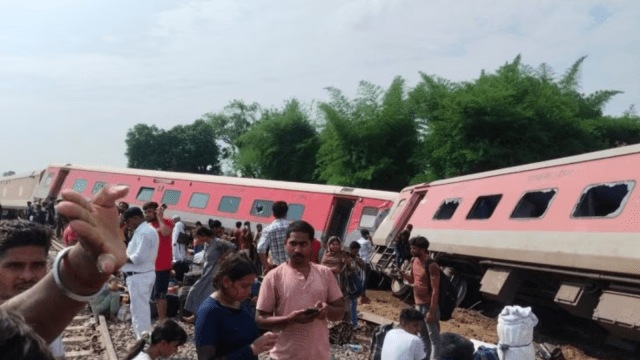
[0,184,500,360]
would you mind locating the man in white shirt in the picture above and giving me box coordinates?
[171,215,189,283]
[120,207,159,339]
[356,229,374,304]
[381,308,427,360]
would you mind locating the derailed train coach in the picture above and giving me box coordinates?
[16,164,396,243]
[370,144,640,342]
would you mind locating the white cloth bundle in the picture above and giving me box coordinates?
[497,305,538,360]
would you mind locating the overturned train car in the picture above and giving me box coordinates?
[1,164,396,243]
[370,144,640,342]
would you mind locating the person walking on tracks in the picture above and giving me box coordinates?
[121,207,159,339]
[401,236,441,360]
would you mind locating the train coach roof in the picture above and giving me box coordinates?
[424,143,640,188]
[0,170,42,182]
[48,163,398,200]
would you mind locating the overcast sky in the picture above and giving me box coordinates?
[1,0,638,174]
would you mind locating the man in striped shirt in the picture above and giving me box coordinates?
[257,201,289,274]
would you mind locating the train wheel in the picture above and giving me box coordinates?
[391,278,410,297]
[450,276,468,307]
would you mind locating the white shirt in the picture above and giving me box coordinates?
[131,351,152,360]
[121,222,159,273]
[381,328,426,360]
[49,335,65,359]
[357,237,374,264]
[171,220,187,262]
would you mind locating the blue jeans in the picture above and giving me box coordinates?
[350,298,358,328]
[415,304,441,360]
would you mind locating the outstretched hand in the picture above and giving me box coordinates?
[56,184,129,275]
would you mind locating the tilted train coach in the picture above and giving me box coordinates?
[0,164,397,244]
[370,144,640,342]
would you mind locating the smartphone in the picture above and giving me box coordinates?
[303,307,319,315]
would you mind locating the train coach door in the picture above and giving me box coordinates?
[387,190,426,244]
[324,198,356,241]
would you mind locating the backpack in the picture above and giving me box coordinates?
[426,259,457,321]
[369,322,394,360]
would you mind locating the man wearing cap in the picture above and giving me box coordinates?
[121,207,159,339]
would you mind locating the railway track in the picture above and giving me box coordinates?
[51,239,118,360]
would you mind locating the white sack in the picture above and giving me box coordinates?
[497,305,538,360]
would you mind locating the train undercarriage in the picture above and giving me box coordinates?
[370,245,640,345]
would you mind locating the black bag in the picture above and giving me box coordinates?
[177,232,192,245]
[426,259,457,321]
[369,323,394,360]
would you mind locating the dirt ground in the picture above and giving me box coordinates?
[358,290,635,360]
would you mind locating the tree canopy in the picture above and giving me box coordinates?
[124,55,640,190]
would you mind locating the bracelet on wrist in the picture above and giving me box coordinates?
[52,247,102,302]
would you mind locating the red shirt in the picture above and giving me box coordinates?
[310,238,321,263]
[63,225,78,247]
[150,218,174,271]
[411,257,432,305]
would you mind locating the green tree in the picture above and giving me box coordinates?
[201,100,262,163]
[316,77,419,191]
[125,121,221,174]
[408,55,630,182]
[235,99,319,182]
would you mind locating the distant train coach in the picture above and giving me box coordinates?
[12,164,396,243]
[370,144,640,343]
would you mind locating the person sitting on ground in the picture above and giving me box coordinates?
[124,319,188,360]
[0,308,55,360]
[90,276,121,323]
[195,253,278,360]
[381,308,427,360]
[439,332,475,360]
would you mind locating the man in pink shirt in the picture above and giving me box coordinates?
[256,220,344,360]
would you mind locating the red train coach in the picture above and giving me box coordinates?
[32,164,396,244]
[371,144,640,342]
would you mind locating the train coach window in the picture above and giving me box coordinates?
[218,196,241,213]
[136,187,154,202]
[161,190,181,206]
[44,173,54,186]
[511,189,556,219]
[188,192,210,209]
[572,181,634,218]
[91,182,106,195]
[466,194,502,219]
[287,204,305,221]
[251,200,273,217]
[359,207,379,228]
[433,198,460,220]
[71,179,88,193]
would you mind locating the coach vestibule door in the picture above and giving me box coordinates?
[324,198,356,241]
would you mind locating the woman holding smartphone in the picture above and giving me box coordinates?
[195,253,278,360]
